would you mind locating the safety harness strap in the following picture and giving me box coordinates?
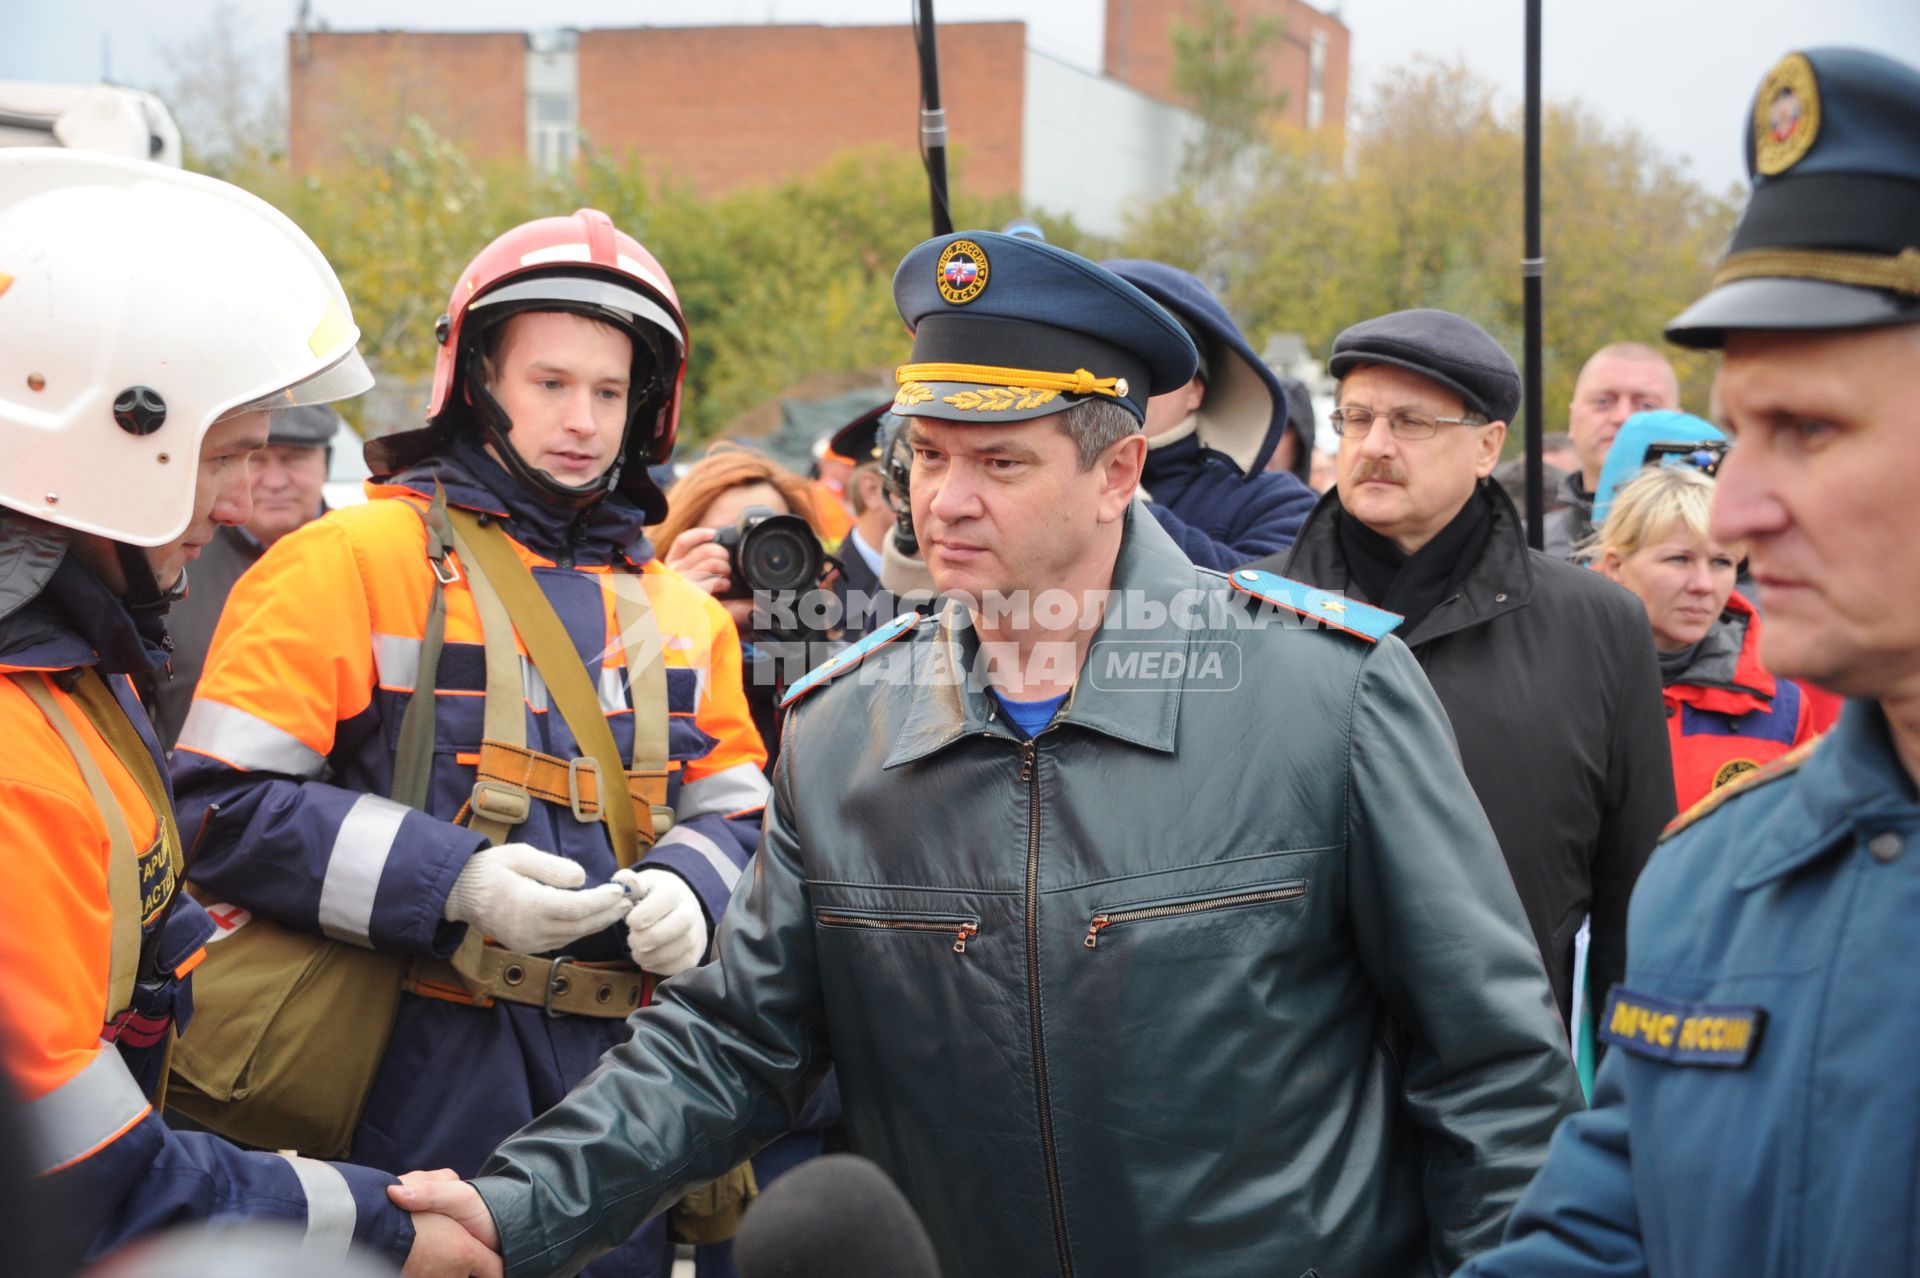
[14,671,169,1024]
[391,483,456,813]
[446,508,643,865]
[607,570,676,840]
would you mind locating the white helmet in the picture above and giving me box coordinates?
[0,150,371,547]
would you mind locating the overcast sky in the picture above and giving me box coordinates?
[7,0,1918,193]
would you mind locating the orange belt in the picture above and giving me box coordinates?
[465,739,669,833]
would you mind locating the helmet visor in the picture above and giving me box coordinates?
[225,345,375,418]
[470,275,687,360]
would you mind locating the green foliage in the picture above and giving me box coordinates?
[1168,0,1291,186]
[211,129,1033,447]
[1122,59,1740,448]
[200,55,1734,458]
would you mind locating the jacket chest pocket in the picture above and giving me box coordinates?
[813,906,982,955]
[1081,879,1310,951]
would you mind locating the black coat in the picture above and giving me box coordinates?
[1255,483,1676,1020]
[144,523,263,752]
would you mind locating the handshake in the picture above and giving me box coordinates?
[393,1170,504,1277]
[443,843,709,976]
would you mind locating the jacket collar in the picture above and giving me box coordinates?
[885,505,1189,768]
[1284,480,1535,646]
[1556,469,1594,519]
[386,435,653,567]
[1733,698,1917,888]
[1665,593,1777,715]
[0,549,169,675]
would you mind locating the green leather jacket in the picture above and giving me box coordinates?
[470,510,1581,1277]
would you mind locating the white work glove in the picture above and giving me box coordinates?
[443,843,634,954]
[612,867,709,977]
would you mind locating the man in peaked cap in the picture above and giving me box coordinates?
[1459,48,1920,1278]
[823,400,902,642]
[398,230,1578,1277]
[1252,307,1675,1032]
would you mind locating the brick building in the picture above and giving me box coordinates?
[288,4,1348,239]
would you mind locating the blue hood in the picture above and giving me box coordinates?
[1103,260,1308,481]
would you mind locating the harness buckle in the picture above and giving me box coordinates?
[567,756,602,823]
[470,780,531,826]
[543,955,575,1018]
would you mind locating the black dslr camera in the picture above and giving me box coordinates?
[712,505,823,600]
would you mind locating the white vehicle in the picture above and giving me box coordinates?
[0,80,182,165]
[324,421,373,509]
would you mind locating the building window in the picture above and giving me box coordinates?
[1307,31,1328,130]
[530,93,576,172]
[526,29,578,173]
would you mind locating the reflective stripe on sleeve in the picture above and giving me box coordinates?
[275,1153,357,1258]
[653,825,743,893]
[175,699,326,777]
[30,1043,151,1175]
[317,794,408,946]
[677,762,771,818]
[372,633,421,691]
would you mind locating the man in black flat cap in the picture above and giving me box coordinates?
[1249,307,1677,1036]
[395,232,1579,1278]
[143,402,344,750]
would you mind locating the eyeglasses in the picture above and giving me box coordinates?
[1327,406,1485,440]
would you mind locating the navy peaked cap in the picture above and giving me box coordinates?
[891,230,1197,424]
[1668,48,1920,347]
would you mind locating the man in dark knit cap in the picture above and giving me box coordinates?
[1248,307,1677,1031]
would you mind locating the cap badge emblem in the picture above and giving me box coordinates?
[936,239,990,305]
[1754,53,1820,176]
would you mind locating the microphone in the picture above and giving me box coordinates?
[734,1153,941,1278]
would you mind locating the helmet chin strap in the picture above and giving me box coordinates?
[465,360,627,512]
[112,539,184,634]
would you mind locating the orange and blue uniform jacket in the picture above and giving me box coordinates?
[171,439,769,1277]
[1664,591,1820,810]
[0,545,412,1266]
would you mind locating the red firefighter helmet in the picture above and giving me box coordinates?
[369,208,688,517]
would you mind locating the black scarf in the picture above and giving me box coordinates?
[1337,484,1495,632]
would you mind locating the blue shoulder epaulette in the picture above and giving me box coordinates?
[780,611,923,707]
[1662,735,1818,841]
[1227,569,1403,644]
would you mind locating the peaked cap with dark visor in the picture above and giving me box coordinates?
[889,230,1197,425]
[1667,47,1920,348]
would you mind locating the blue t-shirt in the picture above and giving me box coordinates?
[995,689,1068,740]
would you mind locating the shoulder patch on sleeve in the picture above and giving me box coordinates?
[1663,734,1819,840]
[780,612,922,707]
[1228,569,1403,644]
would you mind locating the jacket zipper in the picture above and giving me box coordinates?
[1083,882,1309,950]
[1021,737,1074,1277]
[813,912,980,954]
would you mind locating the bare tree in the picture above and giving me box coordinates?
[152,0,287,174]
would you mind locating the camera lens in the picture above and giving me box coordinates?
[739,516,821,594]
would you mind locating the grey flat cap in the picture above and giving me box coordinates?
[1329,308,1521,424]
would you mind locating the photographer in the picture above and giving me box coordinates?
[653,444,833,767]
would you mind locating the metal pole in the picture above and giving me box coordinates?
[916,0,955,237]
[1522,0,1545,550]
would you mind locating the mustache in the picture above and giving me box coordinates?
[1348,460,1407,485]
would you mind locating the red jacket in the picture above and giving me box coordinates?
[1665,592,1820,810]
